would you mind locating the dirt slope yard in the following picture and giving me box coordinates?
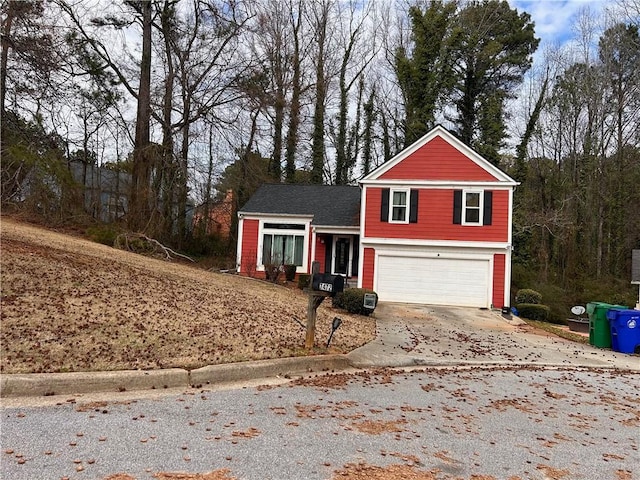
[0,217,375,374]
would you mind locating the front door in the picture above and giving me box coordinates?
[333,236,351,276]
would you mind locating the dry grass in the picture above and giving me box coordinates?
[523,319,589,344]
[0,217,375,374]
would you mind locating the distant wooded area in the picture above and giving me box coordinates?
[1,0,639,315]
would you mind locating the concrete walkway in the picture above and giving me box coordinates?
[2,303,638,399]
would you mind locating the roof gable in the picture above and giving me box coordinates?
[239,184,361,227]
[361,125,516,184]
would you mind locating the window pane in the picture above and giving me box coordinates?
[284,235,298,265]
[392,206,406,221]
[466,192,480,207]
[262,234,272,264]
[272,235,285,263]
[393,191,406,205]
[465,208,480,223]
[294,236,304,266]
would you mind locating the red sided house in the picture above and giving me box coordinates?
[236,125,517,309]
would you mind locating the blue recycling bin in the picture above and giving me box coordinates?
[606,309,640,354]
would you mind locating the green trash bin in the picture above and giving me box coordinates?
[586,302,627,348]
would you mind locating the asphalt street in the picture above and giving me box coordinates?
[2,366,639,480]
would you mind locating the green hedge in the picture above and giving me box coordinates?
[333,288,378,316]
[86,224,121,246]
[515,288,542,305]
[516,303,550,321]
[284,264,297,281]
[297,274,311,289]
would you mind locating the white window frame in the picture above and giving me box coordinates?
[389,188,409,224]
[462,190,483,226]
[258,221,309,272]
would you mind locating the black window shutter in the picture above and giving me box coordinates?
[483,191,493,225]
[380,188,390,222]
[453,190,462,224]
[409,189,419,223]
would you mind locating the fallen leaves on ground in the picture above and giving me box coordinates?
[332,462,441,480]
[536,464,570,479]
[0,218,375,373]
[102,471,237,480]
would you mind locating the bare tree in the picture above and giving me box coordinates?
[309,0,334,184]
[332,0,378,185]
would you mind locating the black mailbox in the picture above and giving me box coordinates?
[312,273,344,297]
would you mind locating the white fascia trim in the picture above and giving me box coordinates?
[361,237,511,250]
[359,179,518,188]
[236,216,244,272]
[374,248,494,260]
[508,188,514,247]
[313,226,360,235]
[310,228,317,272]
[239,212,314,221]
[357,185,367,287]
[505,245,513,307]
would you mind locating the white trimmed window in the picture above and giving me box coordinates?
[462,191,483,225]
[261,223,305,267]
[390,189,408,223]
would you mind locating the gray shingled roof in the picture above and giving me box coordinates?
[239,184,361,227]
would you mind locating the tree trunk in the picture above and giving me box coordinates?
[160,0,176,240]
[284,1,303,184]
[310,2,330,185]
[361,86,375,176]
[129,0,153,232]
[0,2,14,115]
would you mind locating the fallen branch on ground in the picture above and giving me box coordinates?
[114,233,195,262]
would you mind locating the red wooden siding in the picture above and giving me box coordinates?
[380,136,498,181]
[315,235,326,272]
[365,188,509,242]
[240,219,259,274]
[492,254,506,308]
[362,248,375,289]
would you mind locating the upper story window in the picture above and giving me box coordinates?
[453,189,493,226]
[390,189,408,223]
[380,188,419,224]
[463,191,482,225]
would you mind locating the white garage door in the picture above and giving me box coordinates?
[376,255,490,307]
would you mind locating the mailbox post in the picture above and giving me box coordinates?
[304,262,345,349]
[305,262,324,348]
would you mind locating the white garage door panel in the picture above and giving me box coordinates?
[376,255,490,307]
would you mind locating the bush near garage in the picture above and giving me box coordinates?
[333,288,378,316]
[516,303,550,321]
[515,288,542,305]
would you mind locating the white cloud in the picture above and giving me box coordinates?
[510,0,607,46]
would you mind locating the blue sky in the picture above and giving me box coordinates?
[510,0,608,46]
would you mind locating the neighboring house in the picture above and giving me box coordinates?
[69,162,130,222]
[193,189,235,239]
[236,125,517,309]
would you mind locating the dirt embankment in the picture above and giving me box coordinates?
[0,217,374,374]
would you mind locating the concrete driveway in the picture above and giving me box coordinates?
[348,303,639,371]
